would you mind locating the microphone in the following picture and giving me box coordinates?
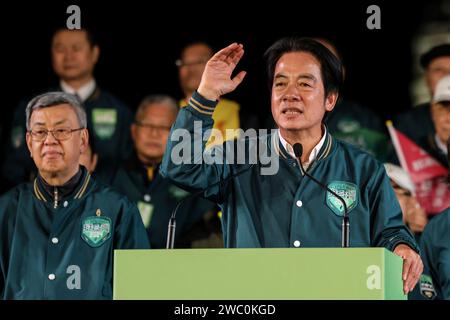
[166,163,255,249]
[292,143,350,248]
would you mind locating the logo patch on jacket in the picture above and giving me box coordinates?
[326,181,358,216]
[168,185,190,201]
[419,274,436,299]
[92,108,117,139]
[81,216,112,247]
[337,119,361,133]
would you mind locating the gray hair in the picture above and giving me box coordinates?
[25,92,87,131]
[135,94,179,122]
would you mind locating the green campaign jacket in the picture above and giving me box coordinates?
[414,208,450,300]
[161,91,419,251]
[0,167,149,300]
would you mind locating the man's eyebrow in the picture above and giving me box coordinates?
[274,74,288,79]
[31,122,46,127]
[53,119,69,126]
[274,73,317,81]
[298,73,317,81]
[31,119,69,127]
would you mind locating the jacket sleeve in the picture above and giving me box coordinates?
[0,189,19,299]
[420,213,450,300]
[114,200,150,249]
[160,91,233,203]
[369,164,420,253]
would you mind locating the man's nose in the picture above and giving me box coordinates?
[43,132,58,144]
[64,49,75,61]
[282,87,301,101]
[284,83,301,97]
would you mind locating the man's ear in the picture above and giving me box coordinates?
[80,129,89,154]
[131,123,137,143]
[91,153,99,173]
[325,92,339,112]
[26,132,33,158]
[92,45,100,65]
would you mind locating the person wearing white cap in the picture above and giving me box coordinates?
[393,75,450,169]
[395,44,450,151]
[384,163,428,234]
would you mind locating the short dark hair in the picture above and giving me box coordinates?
[52,27,98,48]
[420,44,450,69]
[264,37,344,99]
[26,92,87,131]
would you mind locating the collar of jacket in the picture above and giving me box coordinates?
[272,127,334,164]
[34,166,91,204]
[55,84,101,103]
[125,151,161,184]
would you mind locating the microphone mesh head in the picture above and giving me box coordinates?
[293,143,303,158]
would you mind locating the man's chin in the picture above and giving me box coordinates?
[276,122,304,131]
[40,162,65,174]
[60,72,84,82]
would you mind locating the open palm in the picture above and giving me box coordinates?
[198,43,247,101]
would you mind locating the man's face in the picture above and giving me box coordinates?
[26,104,88,179]
[271,51,337,133]
[431,101,450,145]
[178,44,213,97]
[426,56,450,95]
[131,104,177,163]
[51,30,99,82]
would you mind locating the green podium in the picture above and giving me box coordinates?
[113,248,406,300]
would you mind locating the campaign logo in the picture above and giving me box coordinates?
[326,181,359,216]
[81,210,112,247]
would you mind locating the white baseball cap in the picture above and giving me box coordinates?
[384,163,414,193]
[433,75,450,104]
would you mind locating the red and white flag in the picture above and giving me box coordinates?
[386,120,450,215]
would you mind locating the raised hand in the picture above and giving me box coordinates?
[197,43,247,101]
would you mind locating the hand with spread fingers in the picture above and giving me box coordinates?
[197,43,247,101]
[393,244,423,295]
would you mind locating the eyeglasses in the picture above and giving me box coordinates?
[175,59,208,68]
[29,127,85,141]
[135,121,171,133]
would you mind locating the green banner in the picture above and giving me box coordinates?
[113,248,406,300]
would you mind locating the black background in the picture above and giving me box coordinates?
[0,0,445,142]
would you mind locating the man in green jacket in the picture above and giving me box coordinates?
[416,207,450,300]
[0,92,149,300]
[161,37,423,294]
[412,137,450,300]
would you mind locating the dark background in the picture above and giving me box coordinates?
[0,0,446,143]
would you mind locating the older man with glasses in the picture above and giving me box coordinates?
[0,92,149,300]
